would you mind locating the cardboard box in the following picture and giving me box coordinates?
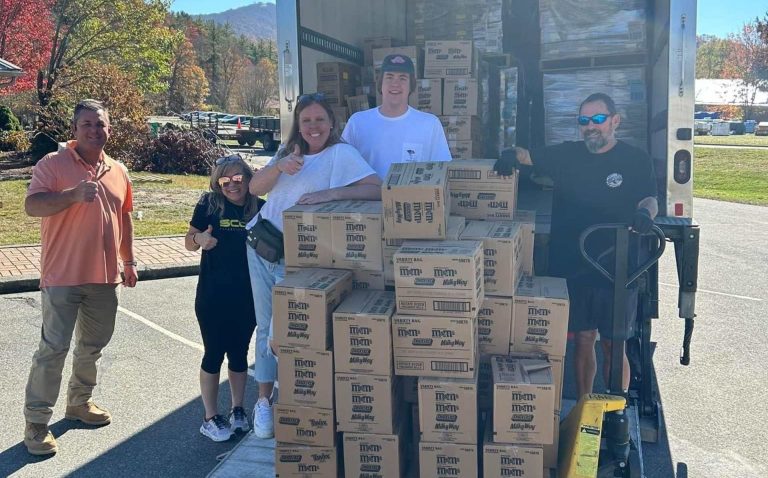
[283,203,335,268]
[492,356,555,445]
[410,78,442,115]
[332,106,349,126]
[274,404,335,447]
[317,62,361,103]
[514,209,536,276]
[346,94,371,115]
[330,200,384,271]
[443,79,479,116]
[363,36,401,66]
[508,351,565,414]
[448,159,519,219]
[511,276,570,357]
[382,215,466,287]
[477,296,514,356]
[460,220,524,296]
[272,268,353,350]
[392,314,478,378]
[372,45,423,77]
[343,429,405,478]
[335,373,401,434]
[277,345,334,409]
[382,162,450,240]
[424,40,474,78]
[543,411,560,469]
[275,443,339,478]
[418,374,478,443]
[483,420,544,478]
[351,269,386,290]
[440,115,481,141]
[447,140,483,160]
[393,240,483,317]
[332,290,396,375]
[419,442,478,478]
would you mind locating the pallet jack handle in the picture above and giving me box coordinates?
[680,318,694,366]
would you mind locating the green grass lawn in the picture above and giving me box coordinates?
[694,134,768,146]
[693,146,768,205]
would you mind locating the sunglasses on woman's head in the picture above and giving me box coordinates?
[215,154,241,165]
[297,93,326,104]
[218,174,244,187]
[577,113,612,126]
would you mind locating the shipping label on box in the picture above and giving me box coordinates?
[513,209,537,276]
[443,79,479,116]
[330,200,383,271]
[419,442,478,478]
[275,443,339,478]
[372,45,423,77]
[277,345,334,409]
[483,421,544,478]
[333,290,395,375]
[382,162,449,240]
[283,203,336,268]
[477,296,513,356]
[273,268,352,350]
[461,220,523,296]
[439,115,481,141]
[351,269,385,290]
[424,40,474,78]
[394,240,483,317]
[274,404,335,447]
[512,276,569,357]
[343,430,404,478]
[335,373,400,434]
[410,78,442,115]
[392,314,478,378]
[492,356,555,445]
[418,375,478,443]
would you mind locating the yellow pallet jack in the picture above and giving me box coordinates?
[558,224,666,478]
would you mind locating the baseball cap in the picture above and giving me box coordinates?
[381,54,415,75]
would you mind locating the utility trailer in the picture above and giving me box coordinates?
[274,0,701,475]
[235,116,281,151]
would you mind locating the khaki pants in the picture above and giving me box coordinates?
[24,284,119,424]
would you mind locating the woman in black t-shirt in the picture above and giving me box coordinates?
[185,154,263,442]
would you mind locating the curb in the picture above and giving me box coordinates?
[0,263,201,295]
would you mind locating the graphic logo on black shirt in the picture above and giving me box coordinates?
[606,173,623,188]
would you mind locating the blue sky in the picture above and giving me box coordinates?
[170,0,765,38]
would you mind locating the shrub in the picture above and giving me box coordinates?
[0,130,31,152]
[0,106,22,132]
[128,128,228,175]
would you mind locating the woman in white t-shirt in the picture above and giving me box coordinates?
[245,93,380,438]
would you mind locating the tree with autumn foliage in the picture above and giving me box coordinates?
[238,58,278,115]
[0,0,54,93]
[721,21,768,120]
[166,39,210,114]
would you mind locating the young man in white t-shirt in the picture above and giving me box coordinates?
[342,54,452,179]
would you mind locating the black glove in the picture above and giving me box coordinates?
[631,208,654,234]
[494,148,519,176]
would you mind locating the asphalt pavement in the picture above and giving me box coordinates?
[0,197,765,477]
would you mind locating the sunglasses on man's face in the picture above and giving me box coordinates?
[218,174,244,188]
[577,113,612,126]
[215,154,241,165]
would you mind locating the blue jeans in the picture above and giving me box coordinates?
[246,245,283,383]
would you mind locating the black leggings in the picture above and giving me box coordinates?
[195,299,256,374]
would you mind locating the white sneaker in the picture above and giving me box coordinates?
[229,406,250,433]
[200,414,233,442]
[252,397,274,439]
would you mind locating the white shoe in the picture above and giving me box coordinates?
[229,406,250,433]
[252,397,274,439]
[200,414,233,442]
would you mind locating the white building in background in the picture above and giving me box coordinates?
[695,78,768,107]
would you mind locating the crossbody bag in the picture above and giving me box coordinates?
[247,217,284,263]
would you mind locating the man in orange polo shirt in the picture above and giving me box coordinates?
[22,99,138,456]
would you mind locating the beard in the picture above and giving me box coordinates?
[583,130,608,153]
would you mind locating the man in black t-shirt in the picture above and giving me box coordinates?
[495,93,658,398]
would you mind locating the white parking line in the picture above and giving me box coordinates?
[659,282,763,302]
[118,306,256,377]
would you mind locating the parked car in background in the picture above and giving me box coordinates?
[755,122,768,136]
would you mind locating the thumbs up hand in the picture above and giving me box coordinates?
[74,171,99,202]
[277,144,304,176]
[196,225,218,250]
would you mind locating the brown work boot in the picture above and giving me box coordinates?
[24,422,58,456]
[65,401,112,426]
